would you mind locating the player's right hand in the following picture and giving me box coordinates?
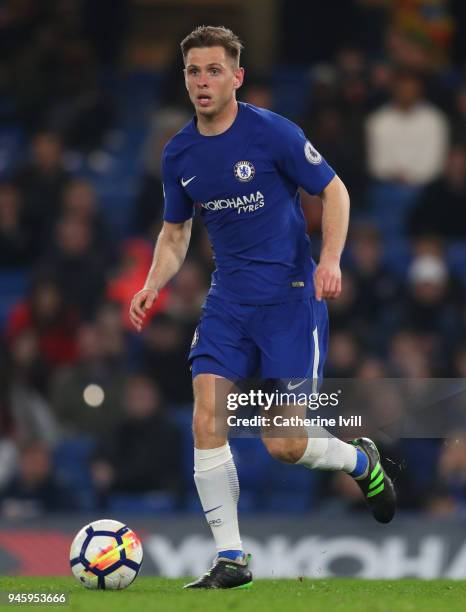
[129,288,158,332]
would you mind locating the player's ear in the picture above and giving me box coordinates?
[233,67,245,90]
[183,68,189,90]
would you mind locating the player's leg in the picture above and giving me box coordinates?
[184,295,256,588]
[192,370,242,557]
[184,367,252,589]
[255,297,353,466]
[256,297,395,523]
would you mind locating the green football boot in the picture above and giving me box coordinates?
[349,437,396,524]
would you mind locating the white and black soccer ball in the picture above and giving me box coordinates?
[69,519,143,590]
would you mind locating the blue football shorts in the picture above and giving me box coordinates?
[189,294,328,386]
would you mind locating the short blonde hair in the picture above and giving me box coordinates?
[181,25,243,66]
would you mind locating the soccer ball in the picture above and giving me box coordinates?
[69,519,143,589]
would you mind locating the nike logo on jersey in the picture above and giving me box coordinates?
[181,176,196,187]
[287,379,307,390]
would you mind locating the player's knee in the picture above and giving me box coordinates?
[262,437,296,463]
[192,374,227,446]
[192,404,217,445]
[192,410,214,439]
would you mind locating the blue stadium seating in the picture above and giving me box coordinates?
[366,181,421,240]
[447,242,466,285]
[0,125,27,178]
[52,435,96,510]
[261,460,321,513]
[382,237,412,279]
[0,269,31,331]
[108,492,176,515]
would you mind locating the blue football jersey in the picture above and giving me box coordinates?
[162,102,335,304]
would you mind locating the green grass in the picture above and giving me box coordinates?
[0,577,465,612]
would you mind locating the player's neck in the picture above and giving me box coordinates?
[196,99,239,136]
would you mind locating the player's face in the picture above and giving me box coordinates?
[184,46,243,117]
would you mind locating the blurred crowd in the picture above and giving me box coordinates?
[0,0,465,519]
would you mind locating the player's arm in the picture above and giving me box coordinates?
[314,174,350,301]
[129,219,192,331]
[270,115,349,300]
[130,143,194,331]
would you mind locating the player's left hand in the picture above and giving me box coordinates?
[314,258,341,300]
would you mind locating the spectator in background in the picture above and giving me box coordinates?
[82,0,129,67]
[326,273,360,334]
[61,179,115,264]
[2,329,60,446]
[91,375,182,507]
[303,48,368,205]
[452,346,466,378]
[0,368,18,489]
[13,131,70,250]
[356,357,389,379]
[306,106,366,206]
[107,239,169,331]
[387,329,433,378]
[50,321,125,437]
[367,60,393,109]
[240,77,274,109]
[6,277,79,370]
[408,145,466,239]
[325,330,360,377]
[427,434,466,516]
[377,252,460,373]
[133,109,191,236]
[404,255,459,344]
[0,439,17,491]
[37,214,108,318]
[451,83,466,146]
[1,328,47,397]
[365,70,449,185]
[0,441,75,518]
[138,313,193,405]
[385,0,454,72]
[94,301,128,366]
[349,224,400,319]
[0,183,33,267]
[164,260,209,329]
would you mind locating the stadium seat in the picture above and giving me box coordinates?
[108,492,176,515]
[261,461,321,513]
[366,181,421,240]
[447,242,466,285]
[0,270,31,331]
[0,125,26,178]
[398,439,442,493]
[271,67,310,118]
[382,237,412,279]
[52,436,96,510]
[168,407,197,509]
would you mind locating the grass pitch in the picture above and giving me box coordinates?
[0,577,465,612]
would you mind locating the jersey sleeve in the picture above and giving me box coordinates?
[162,146,194,223]
[270,116,336,195]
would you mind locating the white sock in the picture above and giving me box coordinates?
[194,444,242,553]
[296,426,357,472]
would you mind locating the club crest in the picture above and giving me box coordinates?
[234,160,255,182]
